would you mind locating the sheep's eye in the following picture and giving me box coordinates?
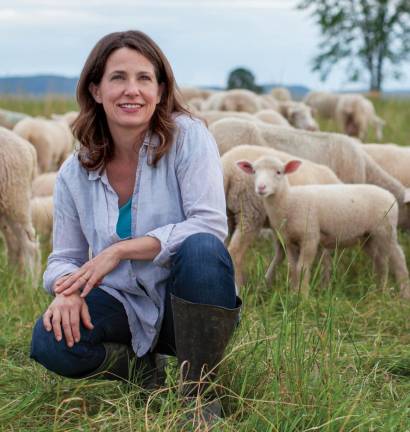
[276,170,281,175]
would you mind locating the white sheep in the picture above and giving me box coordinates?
[271,87,292,102]
[209,118,410,229]
[0,108,30,130]
[51,110,79,127]
[362,143,410,189]
[303,91,340,119]
[277,101,319,131]
[201,89,263,113]
[13,117,75,173]
[199,110,291,128]
[30,196,54,246]
[32,172,57,197]
[223,144,341,287]
[0,127,40,277]
[254,110,291,127]
[335,94,385,141]
[257,94,280,111]
[237,156,410,298]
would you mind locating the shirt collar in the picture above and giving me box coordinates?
[87,129,159,181]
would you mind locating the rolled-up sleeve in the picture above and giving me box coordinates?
[43,174,89,294]
[146,120,227,267]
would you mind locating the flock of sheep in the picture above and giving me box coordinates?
[1,86,410,298]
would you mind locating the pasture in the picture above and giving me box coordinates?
[1,96,410,431]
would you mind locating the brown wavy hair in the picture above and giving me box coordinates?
[72,30,190,170]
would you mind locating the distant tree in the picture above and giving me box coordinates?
[227,67,262,93]
[298,0,410,92]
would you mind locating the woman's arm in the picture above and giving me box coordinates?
[43,172,89,295]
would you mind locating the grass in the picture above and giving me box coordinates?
[1,96,410,431]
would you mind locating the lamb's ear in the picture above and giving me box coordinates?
[236,160,255,175]
[284,160,302,174]
[404,188,410,204]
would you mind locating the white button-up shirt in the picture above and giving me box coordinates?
[43,114,228,356]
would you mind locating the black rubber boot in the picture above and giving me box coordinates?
[171,294,242,427]
[81,342,161,389]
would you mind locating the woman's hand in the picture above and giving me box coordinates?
[43,285,94,347]
[54,244,121,297]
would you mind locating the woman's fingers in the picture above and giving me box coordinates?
[80,274,101,298]
[70,308,81,344]
[61,309,74,347]
[80,302,94,330]
[55,269,89,294]
[51,309,63,342]
[43,308,53,332]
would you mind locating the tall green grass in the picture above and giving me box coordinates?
[1,96,410,431]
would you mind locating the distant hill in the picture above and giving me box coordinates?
[0,75,409,99]
[0,75,78,96]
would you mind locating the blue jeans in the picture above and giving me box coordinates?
[30,233,237,378]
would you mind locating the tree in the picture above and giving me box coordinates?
[227,67,261,93]
[298,0,410,92]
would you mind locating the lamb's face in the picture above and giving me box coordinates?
[236,156,302,197]
[252,157,285,196]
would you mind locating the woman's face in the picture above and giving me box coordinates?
[90,47,164,137]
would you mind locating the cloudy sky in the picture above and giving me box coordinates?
[1,0,409,91]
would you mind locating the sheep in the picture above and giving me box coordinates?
[253,110,291,127]
[237,156,410,298]
[258,94,280,111]
[277,101,319,131]
[32,172,57,197]
[179,87,212,103]
[13,116,75,173]
[223,144,341,287]
[51,110,79,127]
[199,110,291,128]
[31,196,53,246]
[335,94,385,141]
[271,87,292,101]
[201,89,263,113]
[303,91,340,119]
[209,118,410,229]
[362,143,410,188]
[0,108,30,130]
[0,127,40,277]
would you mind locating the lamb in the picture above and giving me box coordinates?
[0,127,40,276]
[277,101,319,131]
[362,143,410,189]
[199,110,290,127]
[223,144,341,287]
[209,118,410,229]
[201,89,263,113]
[51,111,79,127]
[335,94,385,141]
[258,94,279,111]
[31,196,54,246]
[271,87,292,101]
[32,172,57,197]
[13,116,75,173]
[303,91,340,119]
[253,110,291,127]
[0,108,30,130]
[237,156,410,298]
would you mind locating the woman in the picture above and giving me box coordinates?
[30,30,241,423]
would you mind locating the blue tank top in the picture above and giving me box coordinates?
[116,197,132,239]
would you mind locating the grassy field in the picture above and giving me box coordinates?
[1,97,410,431]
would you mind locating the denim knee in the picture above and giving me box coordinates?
[171,233,236,308]
[30,316,105,378]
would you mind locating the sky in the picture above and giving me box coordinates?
[1,0,409,91]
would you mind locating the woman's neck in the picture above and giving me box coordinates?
[110,127,147,162]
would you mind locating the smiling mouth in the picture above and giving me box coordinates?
[118,103,144,109]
